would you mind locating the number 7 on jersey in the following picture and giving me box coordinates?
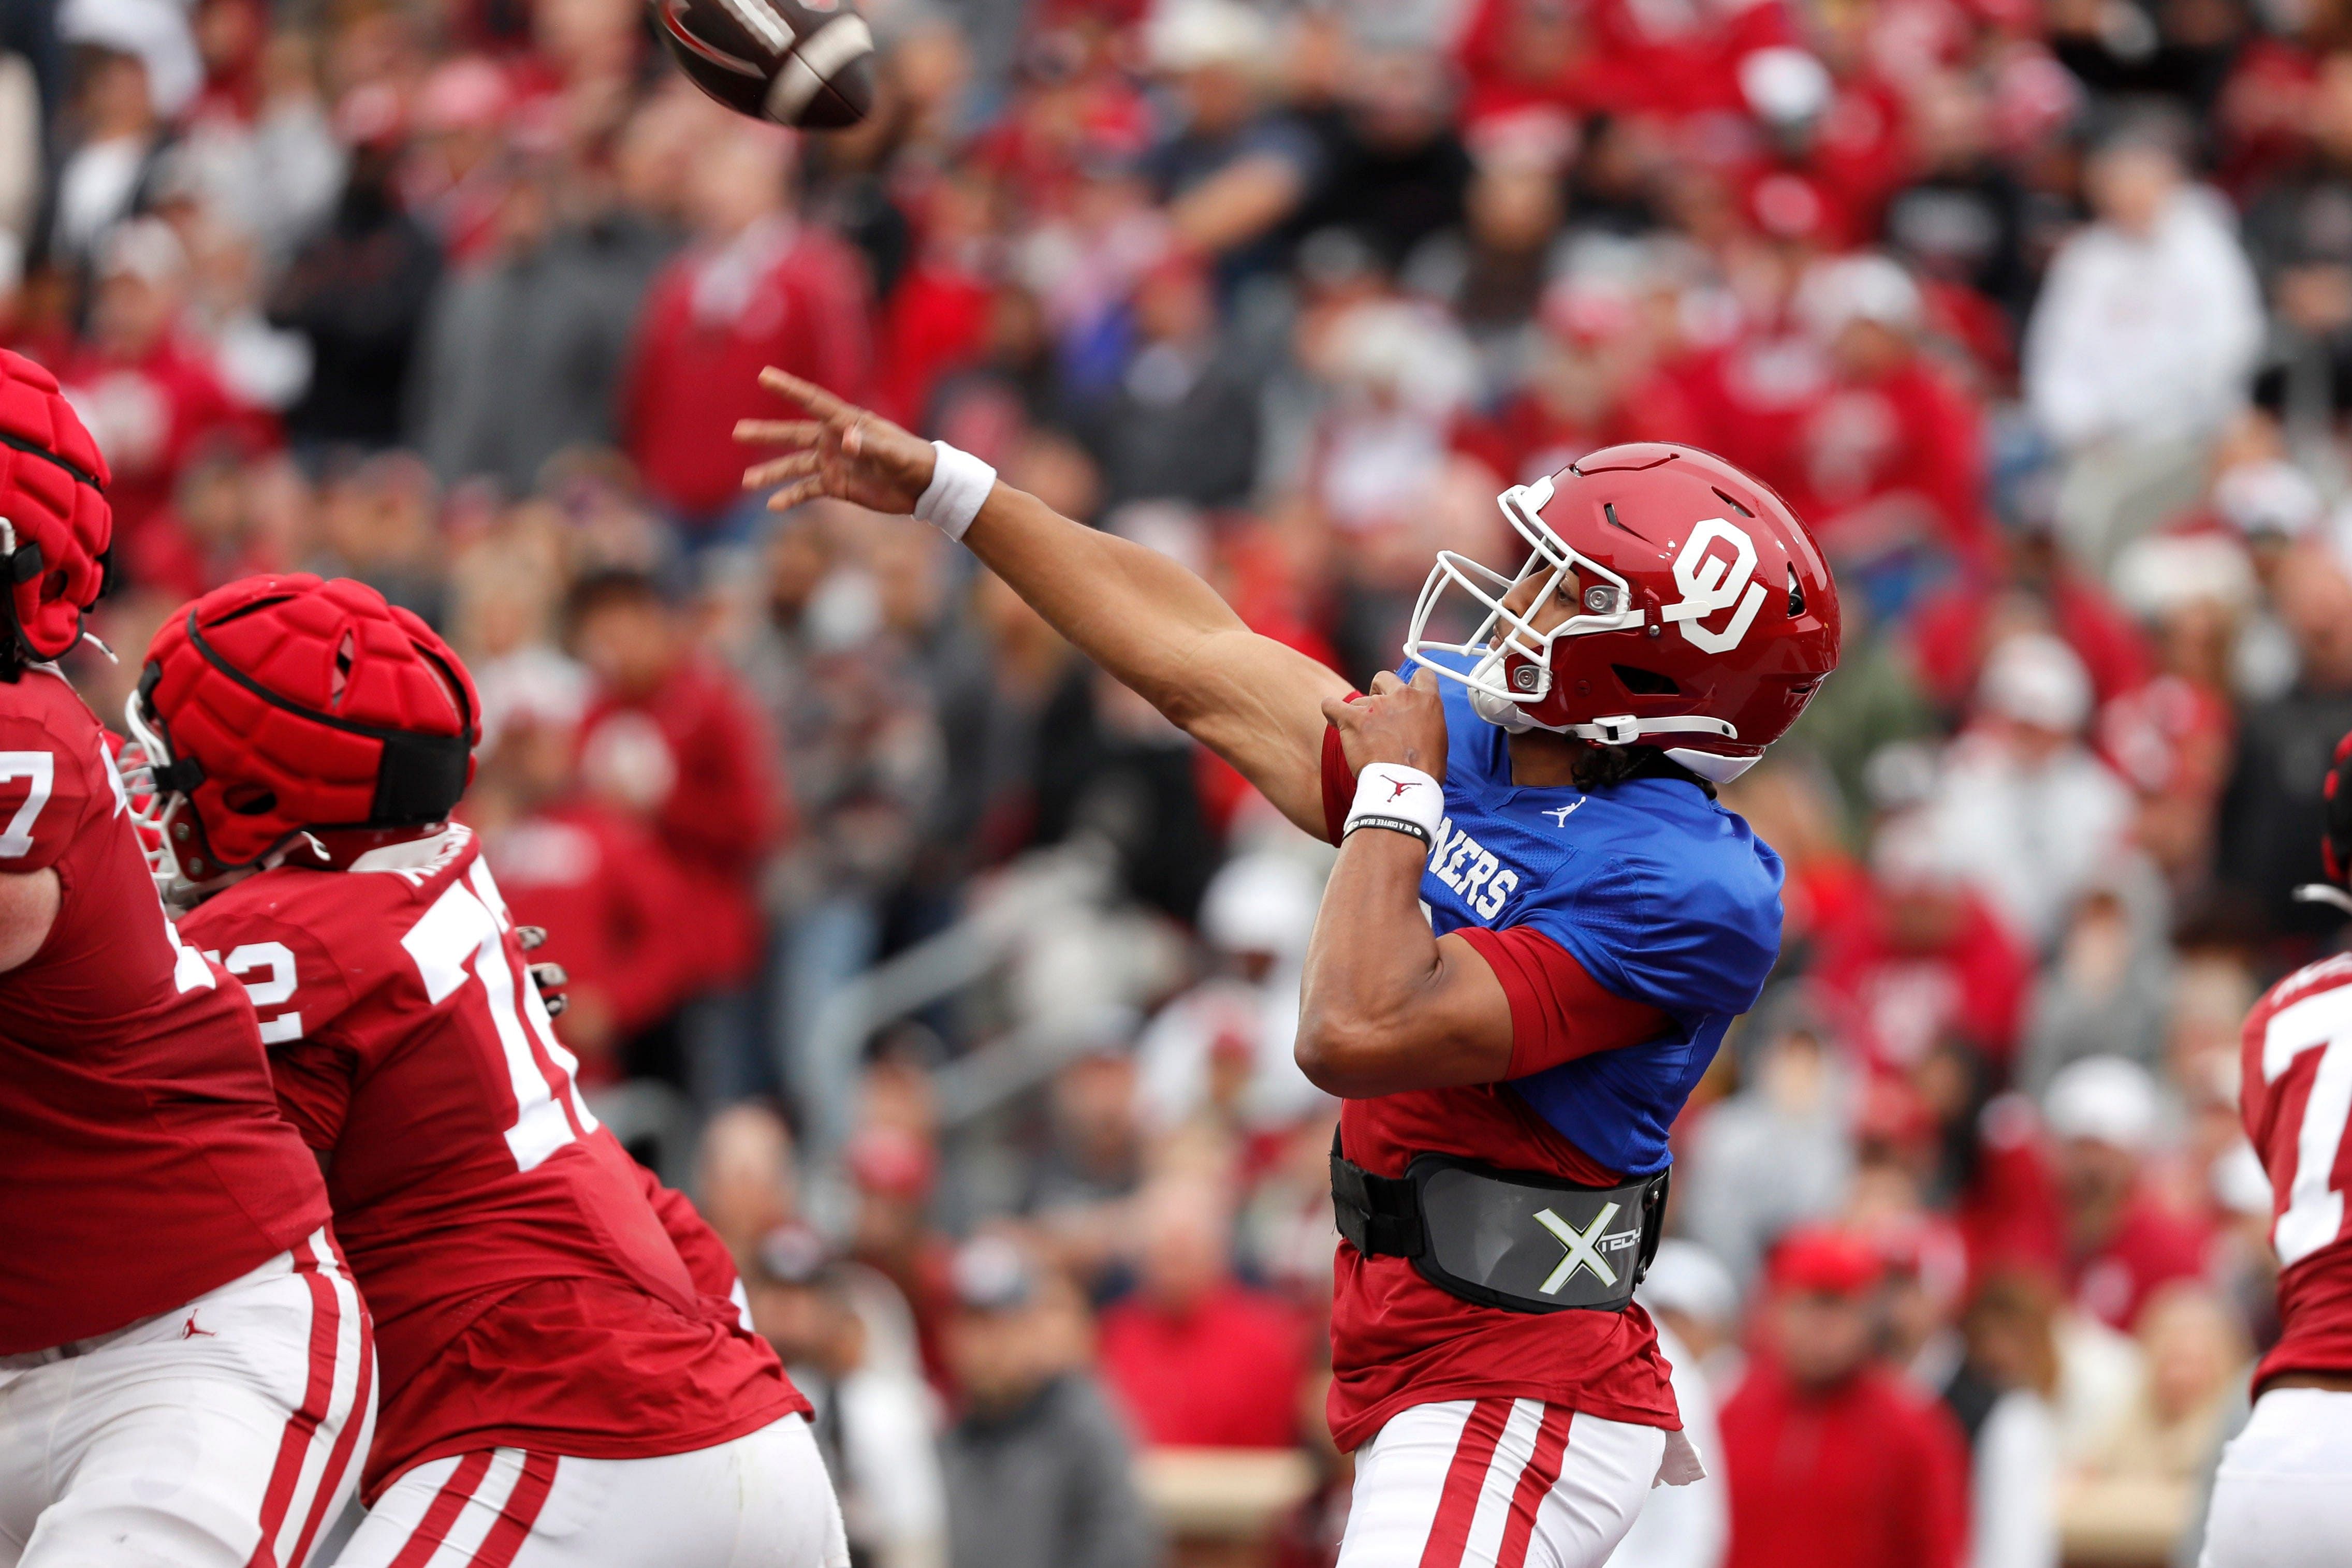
[2265,986,2352,1268]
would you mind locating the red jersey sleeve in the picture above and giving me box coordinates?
[181,910,362,1151]
[1319,696,1366,846]
[1451,925,1672,1079]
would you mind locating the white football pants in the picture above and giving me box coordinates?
[1336,1398,1695,1568]
[332,1414,848,1568]
[2201,1386,2352,1568]
[0,1228,376,1568]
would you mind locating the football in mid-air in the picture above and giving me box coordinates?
[653,0,875,129]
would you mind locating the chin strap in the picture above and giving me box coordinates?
[2296,884,2352,915]
[1465,684,1741,747]
[1558,713,1739,745]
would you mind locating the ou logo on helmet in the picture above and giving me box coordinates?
[1659,518,1767,654]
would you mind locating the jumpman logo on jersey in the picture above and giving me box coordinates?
[179,1309,216,1340]
[1543,801,1586,828]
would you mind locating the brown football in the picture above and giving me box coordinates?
[652,0,875,129]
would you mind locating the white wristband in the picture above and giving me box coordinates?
[1344,763,1443,846]
[913,441,997,541]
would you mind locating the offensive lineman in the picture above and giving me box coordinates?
[2200,731,2352,1567]
[740,370,1838,1565]
[0,352,373,1566]
[123,574,845,1567]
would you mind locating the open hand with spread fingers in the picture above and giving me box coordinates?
[735,368,941,516]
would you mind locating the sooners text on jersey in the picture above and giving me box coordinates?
[178,825,805,1497]
[2242,952,2352,1387]
[0,668,329,1353]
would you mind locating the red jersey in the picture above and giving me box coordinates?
[577,658,789,991]
[474,798,704,1064]
[1099,1282,1311,1449]
[2066,1187,2214,1332]
[619,219,873,522]
[1809,877,2034,1071]
[1718,1358,1969,1568]
[2239,952,2352,1386]
[0,667,327,1353]
[179,826,806,1496]
[1316,724,1686,1452]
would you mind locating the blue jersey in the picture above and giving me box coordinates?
[1404,652,1785,1176]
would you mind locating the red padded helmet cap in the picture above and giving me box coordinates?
[0,349,111,663]
[139,575,480,875]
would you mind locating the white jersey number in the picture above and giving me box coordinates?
[222,943,302,1043]
[2263,985,2352,1268]
[401,861,597,1172]
[0,750,53,857]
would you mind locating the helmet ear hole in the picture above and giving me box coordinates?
[223,783,278,816]
[1612,664,1680,696]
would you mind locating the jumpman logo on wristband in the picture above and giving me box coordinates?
[1385,778,1424,802]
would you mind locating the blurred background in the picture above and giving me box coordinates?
[24,0,2352,1560]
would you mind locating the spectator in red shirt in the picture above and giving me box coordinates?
[62,217,269,576]
[845,1115,961,1394]
[569,569,790,1105]
[620,105,871,538]
[1097,1175,1307,1449]
[1810,822,2035,1074]
[1719,1227,1970,1568]
[1452,278,1703,487]
[1786,253,1995,594]
[1452,0,1606,130]
[467,706,703,1085]
[2042,1055,2216,1331]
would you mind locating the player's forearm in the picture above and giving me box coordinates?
[1296,830,1502,1096]
[961,483,1250,723]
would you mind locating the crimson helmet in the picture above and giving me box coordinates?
[0,349,111,664]
[1405,444,1840,782]
[122,575,479,891]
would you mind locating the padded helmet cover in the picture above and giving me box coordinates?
[140,574,480,874]
[0,349,111,662]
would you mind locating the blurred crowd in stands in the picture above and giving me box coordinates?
[22,0,2352,1560]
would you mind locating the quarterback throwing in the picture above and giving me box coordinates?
[741,369,1839,1566]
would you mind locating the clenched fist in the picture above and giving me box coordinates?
[1325,668,1449,776]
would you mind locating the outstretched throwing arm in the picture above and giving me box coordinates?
[738,370,1350,838]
